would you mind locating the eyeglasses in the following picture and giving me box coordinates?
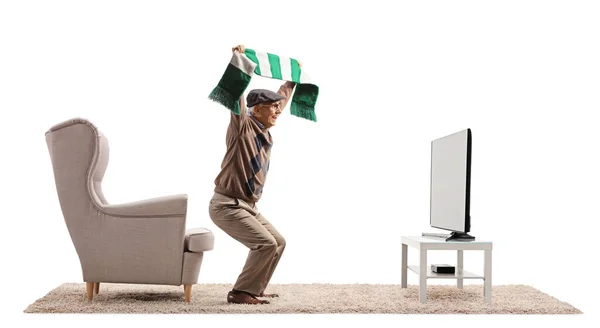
[259,103,281,110]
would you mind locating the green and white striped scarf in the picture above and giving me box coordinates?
[209,48,319,122]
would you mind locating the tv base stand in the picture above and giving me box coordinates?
[422,231,476,242]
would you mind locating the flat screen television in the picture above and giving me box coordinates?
[424,128,475,241]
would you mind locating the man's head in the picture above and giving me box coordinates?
[247,89,284,128]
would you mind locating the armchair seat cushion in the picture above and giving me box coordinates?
[185,228,214,252]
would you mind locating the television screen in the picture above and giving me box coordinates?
[429,129,472,235]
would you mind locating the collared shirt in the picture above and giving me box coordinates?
[214,82,295,203]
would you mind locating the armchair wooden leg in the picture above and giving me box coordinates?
[184,284,192,303]
[94,282,100,295]
[86,282,94,301]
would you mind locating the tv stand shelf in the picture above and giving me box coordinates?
[401,236,493,304]
[407,265,483,279]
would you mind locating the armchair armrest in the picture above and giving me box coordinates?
[102,194,188,217]
[89,194,189,285]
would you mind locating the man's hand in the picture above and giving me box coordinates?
[232,45,245,54]
[298,60,302,69]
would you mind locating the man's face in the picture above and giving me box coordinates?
[253,101,282,128]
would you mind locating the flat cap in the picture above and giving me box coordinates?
[246,89,285,108]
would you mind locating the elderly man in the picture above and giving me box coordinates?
[209,45,298,305]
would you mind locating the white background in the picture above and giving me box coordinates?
[1,0,599,326]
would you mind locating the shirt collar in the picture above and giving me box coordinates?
[248,111,265,129]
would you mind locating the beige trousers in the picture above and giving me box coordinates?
[208,192,286,296]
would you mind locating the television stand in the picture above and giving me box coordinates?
[402,236,493,304]
[422,231,476,242]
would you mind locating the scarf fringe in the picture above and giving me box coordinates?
[290,102,317,122]
[208,85,241,115]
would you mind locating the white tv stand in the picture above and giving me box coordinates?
[401,236,493,304]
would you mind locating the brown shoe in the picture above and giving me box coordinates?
[258,292,279,298]
[227,291,270,304]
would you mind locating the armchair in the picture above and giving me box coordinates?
[45,118,214,302]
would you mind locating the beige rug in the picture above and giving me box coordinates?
[23,283,581,314]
